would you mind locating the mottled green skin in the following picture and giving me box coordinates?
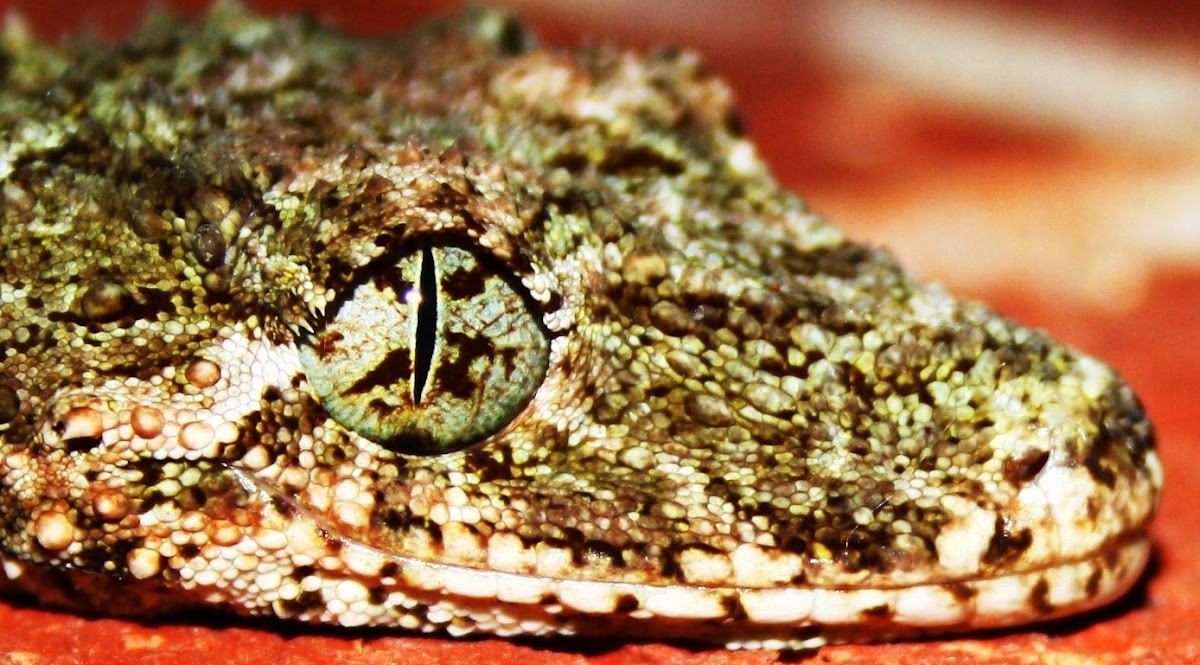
[0,4,1160,643]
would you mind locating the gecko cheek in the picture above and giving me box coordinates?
[298,242,550,455]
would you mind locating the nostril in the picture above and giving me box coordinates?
[1001,448,1050,485]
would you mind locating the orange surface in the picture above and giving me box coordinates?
[0,2,1196,663]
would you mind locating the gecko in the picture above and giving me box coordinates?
[0,3,1162,650]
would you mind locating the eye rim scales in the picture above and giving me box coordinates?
[0,3,1163,652]
[297,240,552,455]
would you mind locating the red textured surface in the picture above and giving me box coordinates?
[0,2,1196,663]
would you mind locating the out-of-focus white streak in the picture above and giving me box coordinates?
[803,0,1200,149]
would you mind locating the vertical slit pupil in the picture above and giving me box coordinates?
[412,244,438,404]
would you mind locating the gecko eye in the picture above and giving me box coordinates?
[298,243,549,455]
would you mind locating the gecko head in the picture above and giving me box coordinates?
[0,3,1163,645]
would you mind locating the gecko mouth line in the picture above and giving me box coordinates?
[227,466,1152,635]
